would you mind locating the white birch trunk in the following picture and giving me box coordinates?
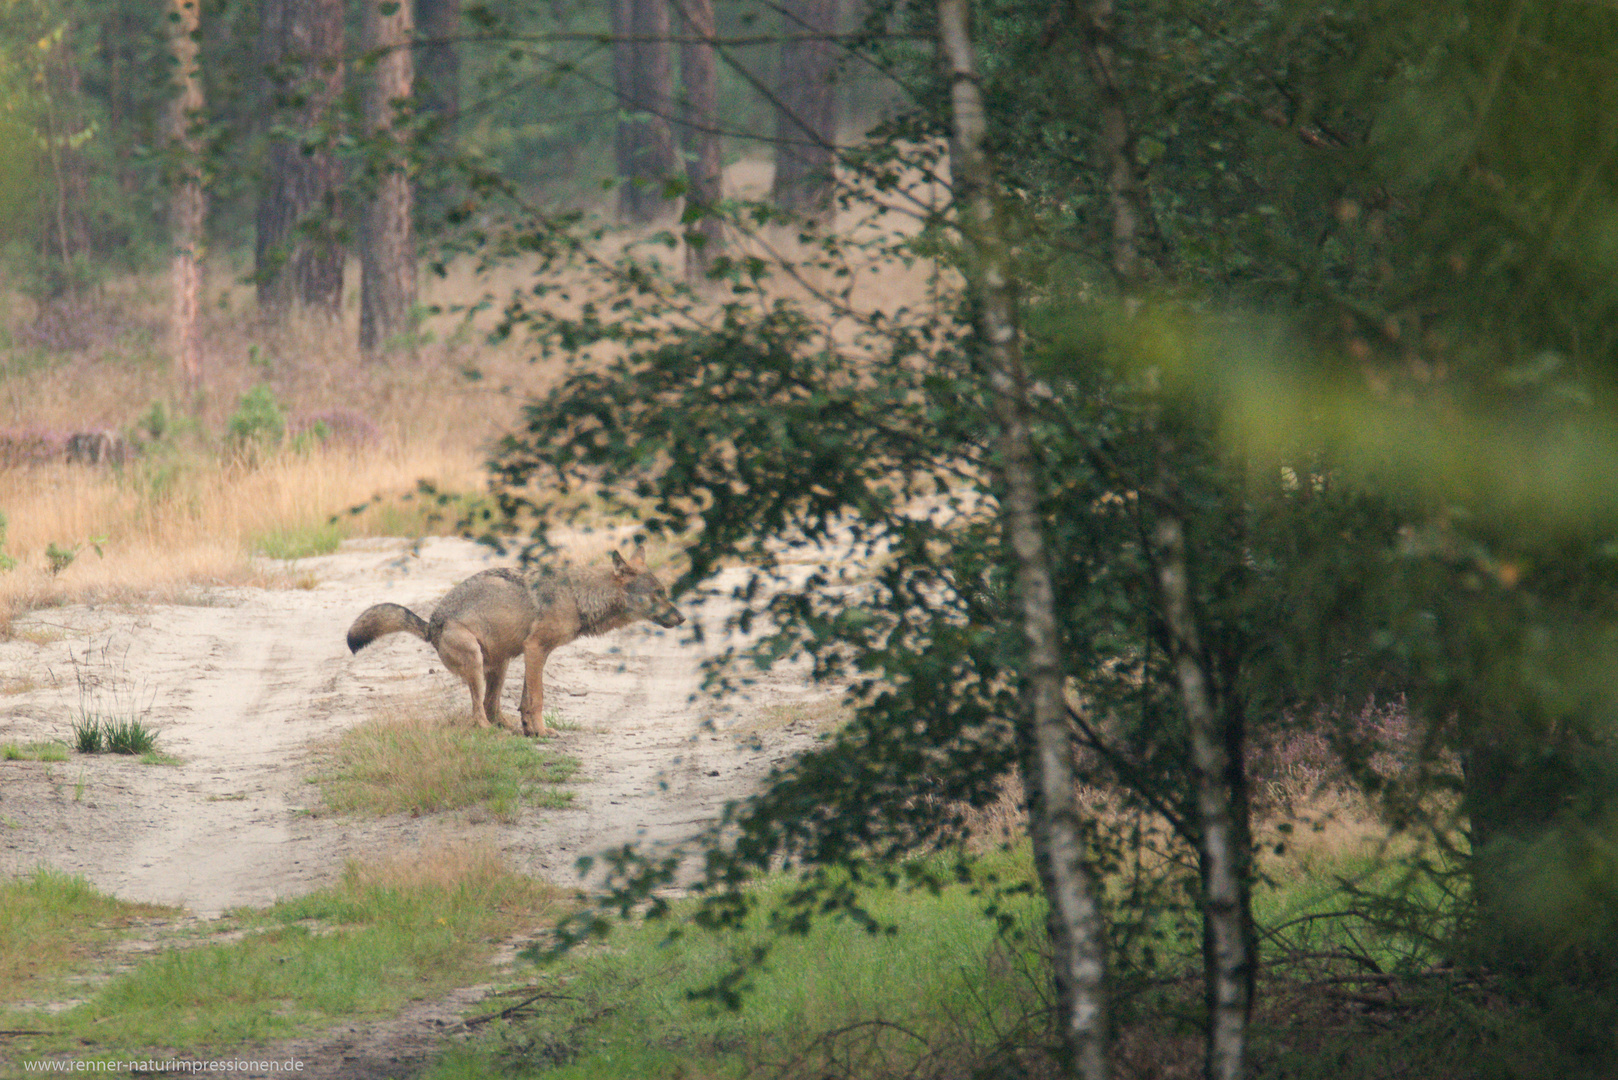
[1153,517,1251,1080]
[938,2,1109,1077]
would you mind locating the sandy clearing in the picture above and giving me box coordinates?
[0,536,836,916]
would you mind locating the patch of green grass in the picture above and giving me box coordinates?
[428,821,1463,1080]
[253,520,346,560]
[428,849,1051,1080]
[319,709,578,822]
[0,741,68,762]
[0,869,175,1007]
[2,846,570,1065]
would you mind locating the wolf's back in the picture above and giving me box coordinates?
[347,603,431,653]
[426,569,538,650]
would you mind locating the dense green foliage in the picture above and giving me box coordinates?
[465,0,1618,1074]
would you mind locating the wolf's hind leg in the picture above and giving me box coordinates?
[484,656,512,729]
[437,624,490,727]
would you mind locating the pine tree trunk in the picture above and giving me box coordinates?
[416,0,459,126]
[676,0,722,280]
[359,0,417,353]
[167,0,205,395]
[771,0,839,219]
[416,0,460,208]
[612,0,676,223]
[257,0,344,320]
[938,2,1109,1077]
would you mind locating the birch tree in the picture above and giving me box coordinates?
[937,6,1109,1077]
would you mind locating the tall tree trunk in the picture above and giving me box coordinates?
[771,0,839,219]
[1075,0,1151,284]
[1152,517,1253,1080]
[257,0,345,320]
[1071,0,1248,1071]
[416,0,460,219]
[938,2,1108,1078]
[612,0,677,223]
[167,0,205,396]
[416,0,459,129]
[359,0,417,353]
[676,0,722,280]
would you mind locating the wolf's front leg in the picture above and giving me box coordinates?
[518,642,554,736]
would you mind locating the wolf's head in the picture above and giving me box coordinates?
[612,546,685,628]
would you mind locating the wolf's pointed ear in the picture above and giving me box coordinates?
[630,543,648,569]
[610,549,634,579]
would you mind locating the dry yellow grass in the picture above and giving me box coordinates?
[340,835,566,912]
[0,442,488,626]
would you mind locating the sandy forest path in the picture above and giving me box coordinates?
[0,537,837,1073]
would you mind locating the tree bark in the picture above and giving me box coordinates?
[1074,0,1150,284]
[416,0,459,127]
[257,0,345,320]
[938,2,1108,1078]
[359,0,417,353]
[612,0,677,223]
[1152,517,1253,1080]
[771,0,839,219]
[675,0,722,280]
[416,0,460,197]
[167,0,205,395]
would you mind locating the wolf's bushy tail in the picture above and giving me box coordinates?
[346,603,431,653]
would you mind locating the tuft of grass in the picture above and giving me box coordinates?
[0,741,68,762]
[102,718,159,756]
[252,519,346,560]
[319,709,578,821]
[3,844,571,1061]
[71,716,160,756]
[71,716,103,754]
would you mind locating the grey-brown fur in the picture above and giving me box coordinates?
[346,546,683,735]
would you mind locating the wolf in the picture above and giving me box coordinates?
[346,546,684,735]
